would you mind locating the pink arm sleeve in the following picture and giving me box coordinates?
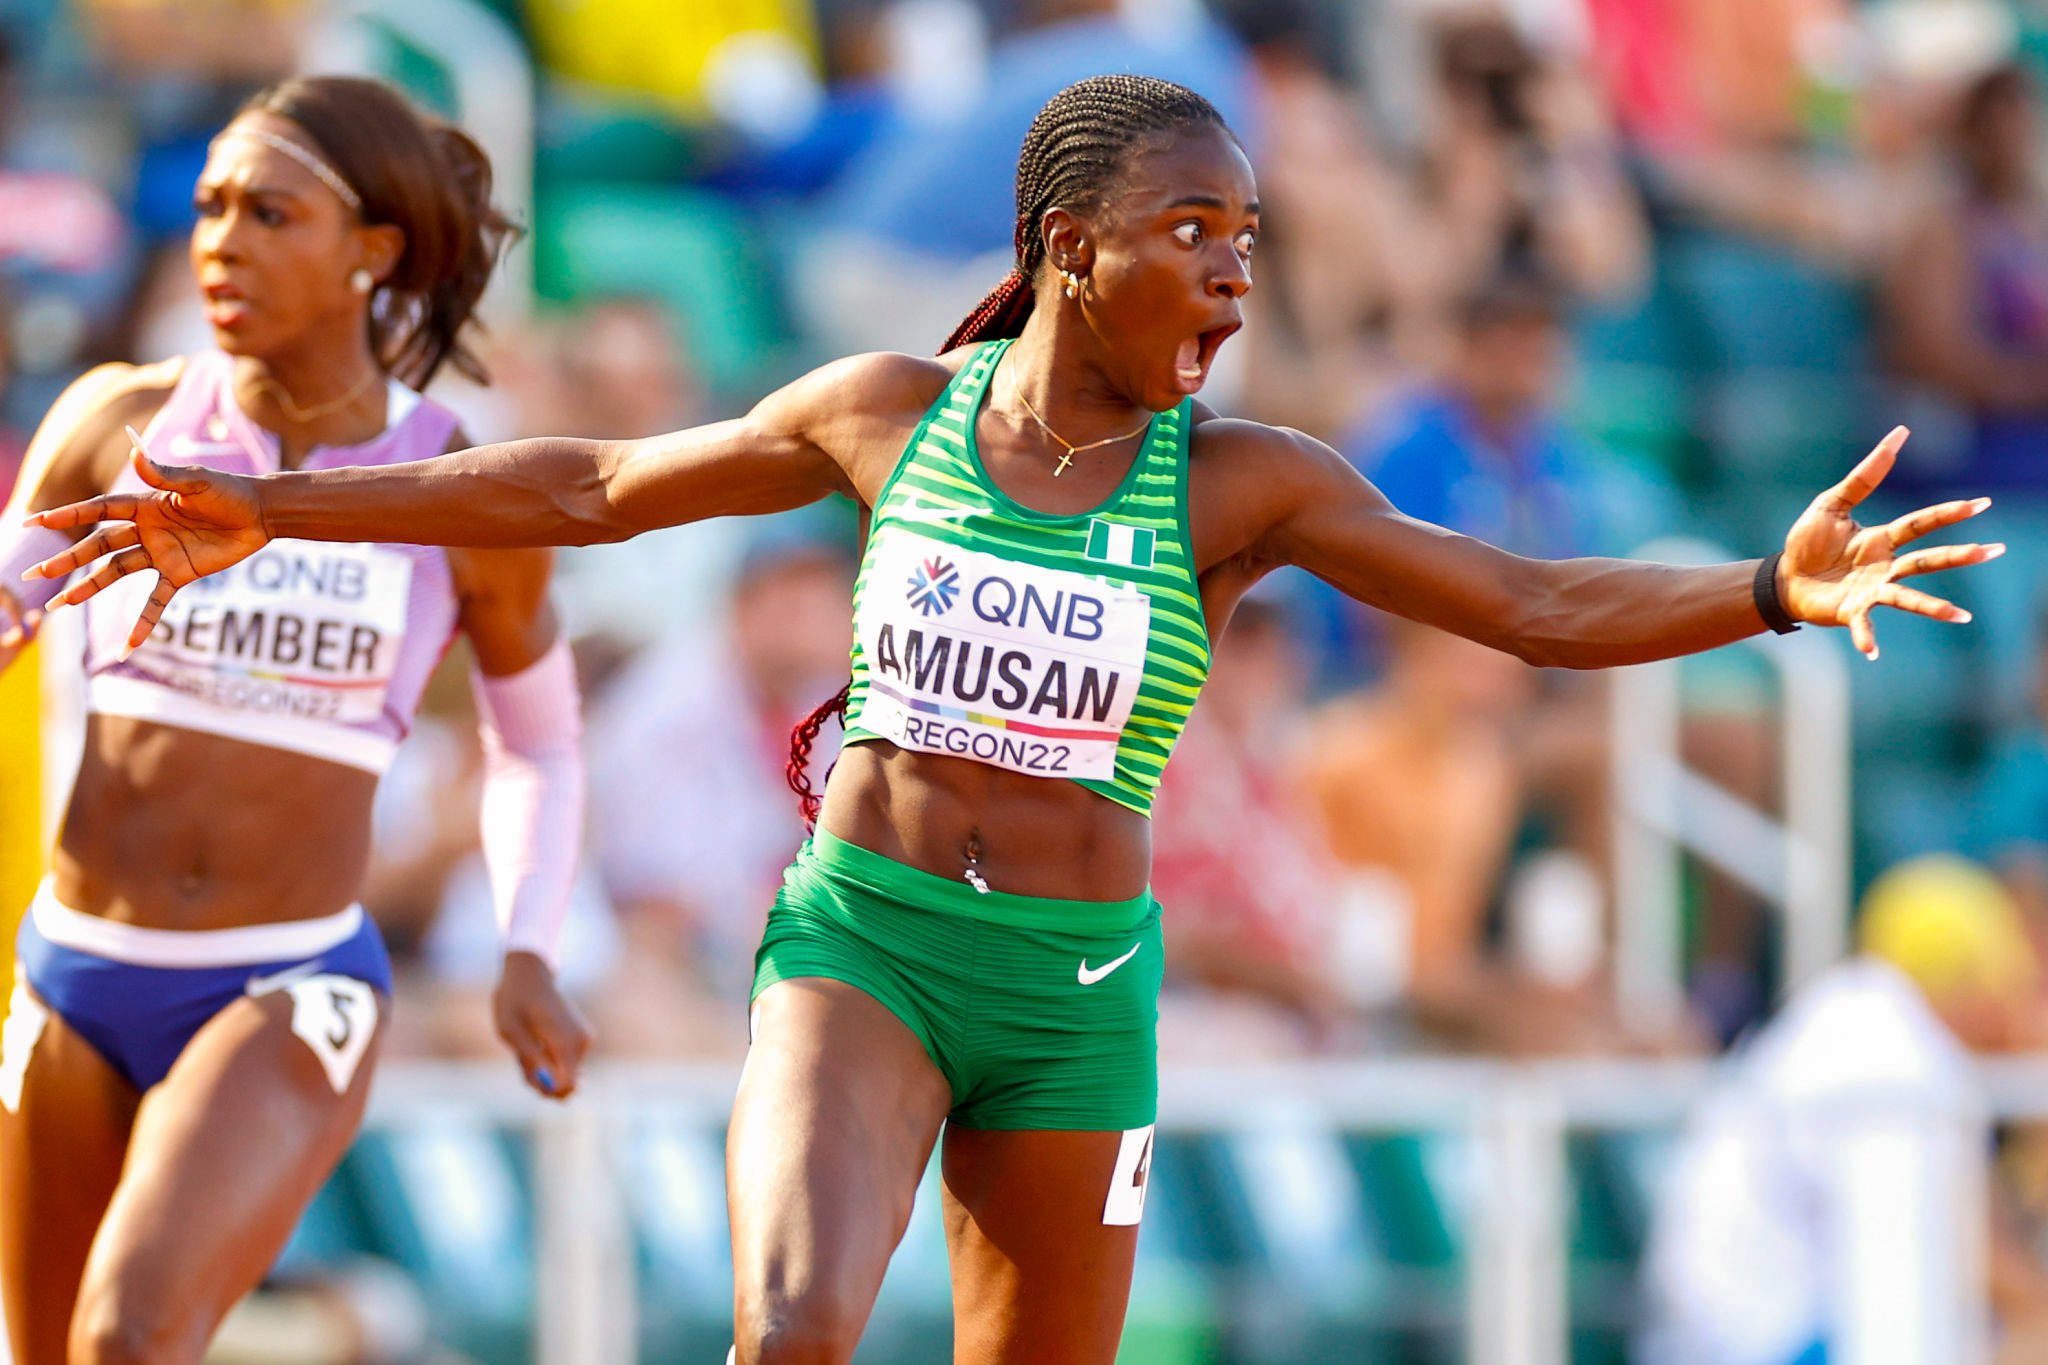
[2,524,75,622]
[472,638,585,971]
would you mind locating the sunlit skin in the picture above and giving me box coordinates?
[190,112,398,455]
[19,119,2004,1365]
[0,103,587,1365]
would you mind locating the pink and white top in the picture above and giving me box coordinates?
[84,351,462,775]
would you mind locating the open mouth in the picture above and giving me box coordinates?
[1173,323,1239,395]
[201,280,251,328]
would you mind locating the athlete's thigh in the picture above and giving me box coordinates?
[727,977,952,1353]
[0,984,138,1365]
[940,1125,1148,1365]
[75,987,382,1356]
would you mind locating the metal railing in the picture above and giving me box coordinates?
[1610,611,1852,1028]
[364,1053,2031,1365]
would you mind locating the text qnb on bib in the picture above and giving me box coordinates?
[108,539,414,724]
[856,530,1151,782]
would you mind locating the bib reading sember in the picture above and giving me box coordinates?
[109,538,413,724]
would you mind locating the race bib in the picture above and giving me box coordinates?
[106,539,413,725]
[856,529,1150,782]
[1103,1123,1156,1226]
[248,970,379,1096]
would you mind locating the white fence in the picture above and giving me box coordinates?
[363,1055,2048,1365]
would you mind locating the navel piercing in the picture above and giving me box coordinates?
[964,832,992,894]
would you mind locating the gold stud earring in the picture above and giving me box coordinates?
[1061,269,1082,300]
[349,268,376,295]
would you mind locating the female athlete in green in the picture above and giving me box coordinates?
[24,76,1999,1364]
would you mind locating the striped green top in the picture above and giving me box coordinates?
[843,337,1210,816]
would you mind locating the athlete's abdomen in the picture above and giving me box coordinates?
[820,740,1153,902]
[52,713,380,931]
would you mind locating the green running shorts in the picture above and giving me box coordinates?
[752,829,1163,1132]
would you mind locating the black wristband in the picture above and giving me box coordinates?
[1754,552,1800,635]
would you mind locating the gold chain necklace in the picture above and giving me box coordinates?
[1008,367,1150,477]
[247,367,383,425]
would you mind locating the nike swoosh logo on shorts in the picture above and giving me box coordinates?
[1078,942,1143,986]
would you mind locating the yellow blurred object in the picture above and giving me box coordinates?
[0,639,41,986]
[525,0,819,119]
[1858,853,2037,1005]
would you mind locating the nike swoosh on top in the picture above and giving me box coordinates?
[1078,942,1143,986]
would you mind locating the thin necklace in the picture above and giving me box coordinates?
[247,367,383,425]
[1007,365,1150,477]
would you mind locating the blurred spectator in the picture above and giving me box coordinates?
[581,515,856,1053]
[828,0,1248,262]
[1150,597,1380,1058]
[1601,1,1965,269]
[523,297,747,647]
[1883,62,2048,495]
[1881,60,2048,719]
[703,0,984,200]
[1211,0,1441,440]
[1295,616,1671,1056]
[796,0,1252,358]
[1419,12,1649,307]
[1359,274,1635,558]
[74,0,305,82]
[1317,273,1675,677]
[1643,855,2048,1365]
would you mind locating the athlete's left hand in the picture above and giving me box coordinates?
[1777,426,2004,660]
[494,951,593,1100]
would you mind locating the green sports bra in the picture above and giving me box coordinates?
[841,338,1212,816]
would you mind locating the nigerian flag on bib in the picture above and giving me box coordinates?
[1085,518,1157,570]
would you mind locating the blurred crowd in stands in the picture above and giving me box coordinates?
[3,0,2048,1083]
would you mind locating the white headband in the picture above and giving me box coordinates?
[216,128,361,212]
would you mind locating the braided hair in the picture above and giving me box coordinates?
[787,75,1231,826]
[940,74,1232,352]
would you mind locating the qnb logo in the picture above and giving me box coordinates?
[905,556,961,617]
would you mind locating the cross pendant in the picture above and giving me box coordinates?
[1053,451,1074,477]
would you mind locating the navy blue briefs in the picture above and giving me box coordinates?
[14,882,391,1093]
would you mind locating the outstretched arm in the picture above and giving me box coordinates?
[1244,424,1996,667]
[24,354,899,649]
[256,401,853,549]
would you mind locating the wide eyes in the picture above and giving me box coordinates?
[1171,222,1257,260]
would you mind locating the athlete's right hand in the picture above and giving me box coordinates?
[494,951,593,1101]
[21,428,269,651]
